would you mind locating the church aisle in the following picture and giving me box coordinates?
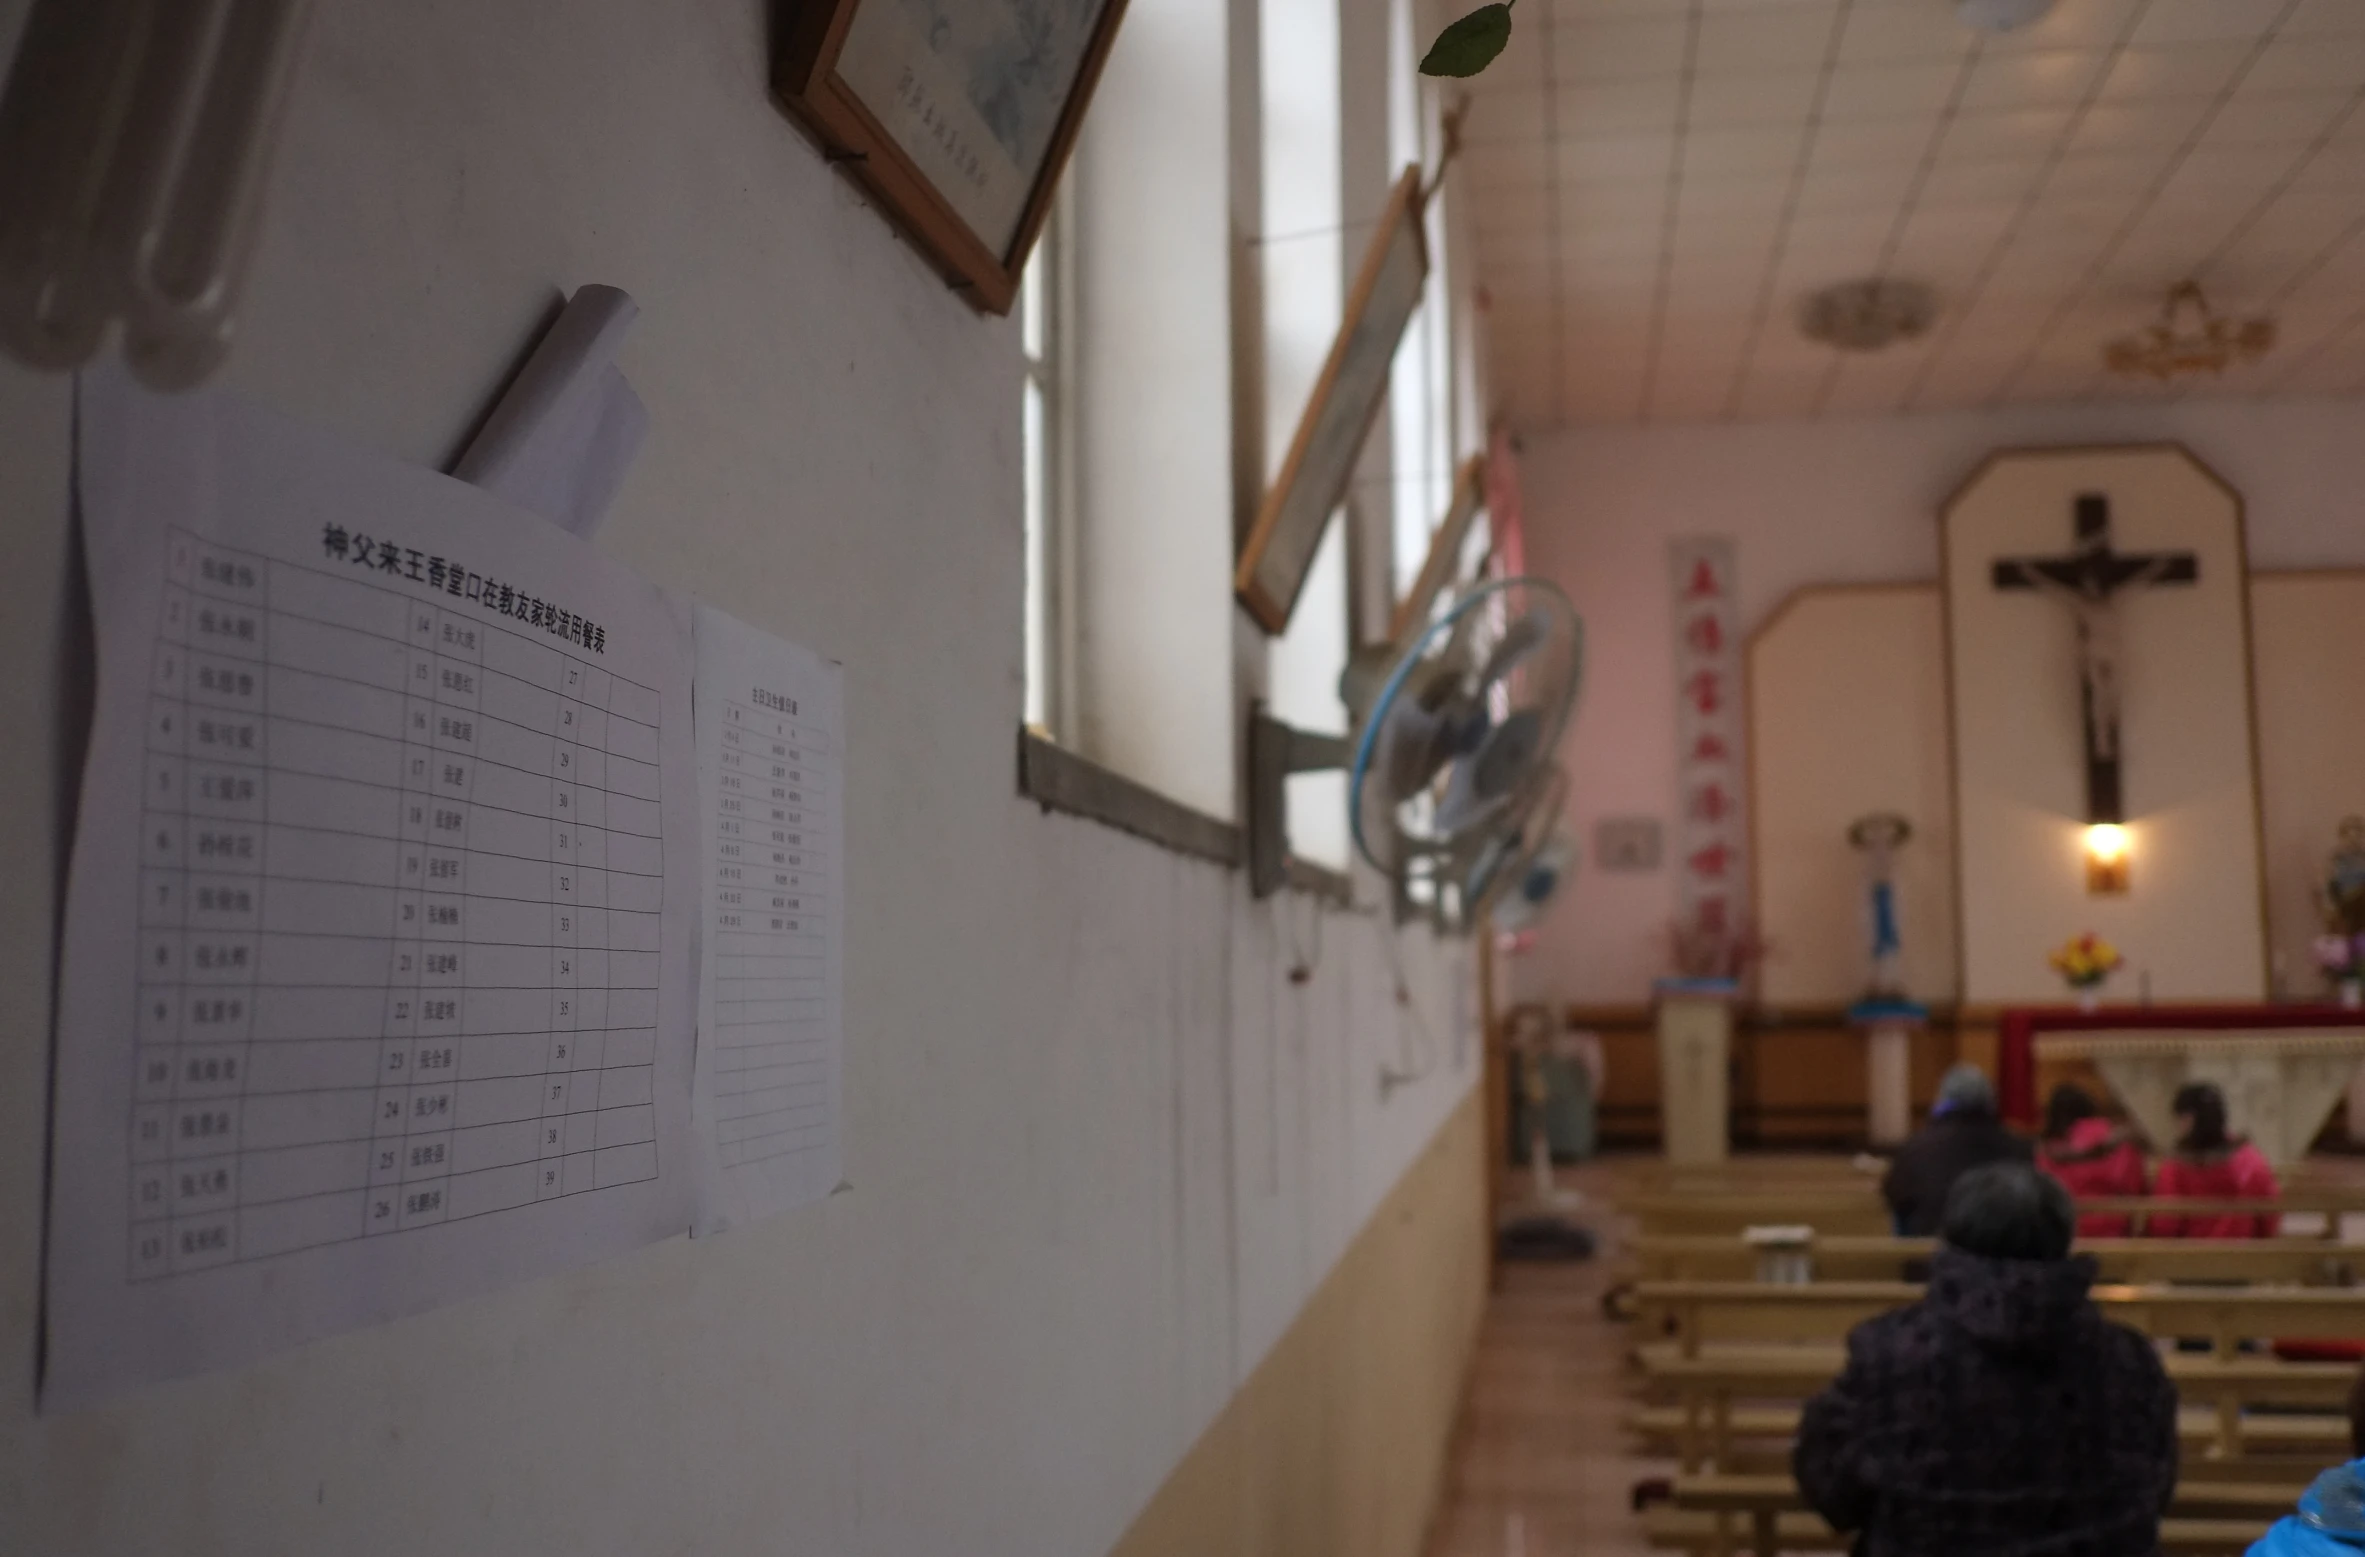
[1427,1163,1665,1557]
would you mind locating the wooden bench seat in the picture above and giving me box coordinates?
[1654,1476,2295,1557]
[1676,1472,2303,1519]
[1628,1189,2365,1239]
[1627,1234,2365,1285]
[1641,1507,2265,1556]
[1625,1402,2353,1457]
[1636,1344,2359,1467]
[1638,1279,2365,1356]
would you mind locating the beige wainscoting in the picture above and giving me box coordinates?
[1105,1093,1489,1557]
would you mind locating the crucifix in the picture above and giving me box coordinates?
[1990,492,2198,824]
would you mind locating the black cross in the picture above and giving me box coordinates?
[1990,492,2198,825]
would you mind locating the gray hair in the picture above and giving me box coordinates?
[1936,1062,1996,1115]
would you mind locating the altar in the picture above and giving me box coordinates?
[2001,1006,2365,1167]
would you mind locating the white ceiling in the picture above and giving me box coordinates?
[1460,0,2365,427]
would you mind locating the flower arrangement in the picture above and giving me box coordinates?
[1666,913,1769,985]
[2314,933,2365,988]
[2048,932,2123,991]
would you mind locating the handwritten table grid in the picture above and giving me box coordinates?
[708,696,834,1173]
[130,527,667,1279]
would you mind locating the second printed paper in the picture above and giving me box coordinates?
[692,605,845,1230]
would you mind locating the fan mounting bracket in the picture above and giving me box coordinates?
[1247,703,1350,899]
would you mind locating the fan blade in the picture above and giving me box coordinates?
[1475,604,1553,690]
[1432,712,1539,837]
[1449,708,1542,820]
[1376,696,1453,799]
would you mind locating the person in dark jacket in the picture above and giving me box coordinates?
[1880,1064,2032,1236]
[1796,1162,2179,1557]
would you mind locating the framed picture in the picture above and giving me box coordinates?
[774,0,1131,315]
[1235,165,1432,634]
[1594,816,1665,874]
[1389,454,1488,642]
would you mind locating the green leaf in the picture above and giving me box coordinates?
[1420,2,1514,78]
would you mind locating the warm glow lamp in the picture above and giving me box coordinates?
[2084,822,2131,896]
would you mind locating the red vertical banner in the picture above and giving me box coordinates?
[1670,537,1743,943]
[1485,426,1526,581]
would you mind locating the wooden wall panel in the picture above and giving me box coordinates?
[1570,1005,1965,1149]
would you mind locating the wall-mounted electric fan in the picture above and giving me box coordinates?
[1491,827,1577,938]
[1247,574,1582,925]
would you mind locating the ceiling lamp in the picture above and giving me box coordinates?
[1799,279,1938,353]
[1956,0,2057,33]
[2102,281,2276,382]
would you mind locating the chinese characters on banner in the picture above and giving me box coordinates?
[1669,538,1744,946]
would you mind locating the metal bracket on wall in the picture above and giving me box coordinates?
[1246,701,1350,899]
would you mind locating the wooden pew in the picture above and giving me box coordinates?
[1642,1346,2358,1469]
[1627,1189,2365,1239]
[1627,1234,2365,1286]
[1639,1280,2365,1358]
[1655,1473,2295,1557]
[1636,1280,2365,1467]
[1626,1401,2352,1461]
[1642,1508,2264,1557]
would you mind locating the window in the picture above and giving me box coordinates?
[1261,0,1353,872]
[1020,204,1071,742]
[1386,0,1462,605]
[1016,0,1241,829]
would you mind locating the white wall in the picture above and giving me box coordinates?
[1748,588,1956,1007]
[0,3,1475,1553]
[1515,393,2365,1008]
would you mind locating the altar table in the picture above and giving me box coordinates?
[2001,1006,2365,1165]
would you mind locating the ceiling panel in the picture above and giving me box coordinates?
[1468,0,2365,425]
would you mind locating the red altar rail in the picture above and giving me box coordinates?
[1999,1004,2364,1126]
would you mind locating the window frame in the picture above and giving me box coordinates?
[1020,193,1078,745]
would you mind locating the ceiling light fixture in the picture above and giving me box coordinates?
[1799,279,1938,353]
[2103,280,2276,382]
[1955,0,2057,34]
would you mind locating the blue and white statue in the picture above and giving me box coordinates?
[1848,812,1921,1018]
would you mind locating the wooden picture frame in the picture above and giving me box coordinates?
[1235,165,1432,633]
[773,0,1131,316]
[1389,454,1488,643]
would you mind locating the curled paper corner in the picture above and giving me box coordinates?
[455,284,647,539]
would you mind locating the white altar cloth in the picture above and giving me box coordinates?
[2033,1028,2365,1168]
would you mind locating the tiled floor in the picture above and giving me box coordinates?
[1426,1161,1665,1557]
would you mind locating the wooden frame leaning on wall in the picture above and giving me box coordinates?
[1390,454,1487,642]
[772,0,1131,316]
[1236,164,1432,633]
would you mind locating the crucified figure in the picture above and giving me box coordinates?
[1990,492,2197,822]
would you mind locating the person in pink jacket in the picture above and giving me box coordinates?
[2036,1084,2148,1238]
[2149,1081,2280,1238]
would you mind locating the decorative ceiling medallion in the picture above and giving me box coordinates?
[2102,281,2277,383]
[1955,0,2058,35]
[1799,279,1939,353]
